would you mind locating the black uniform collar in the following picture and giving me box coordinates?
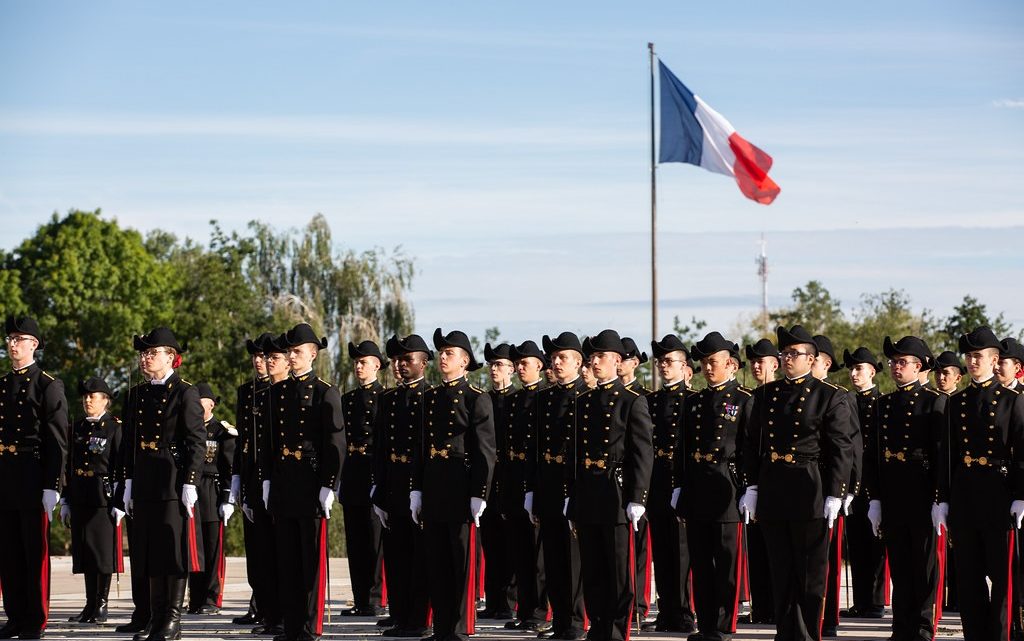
[84,412,108,424]
[442,376,466,388]
[522,379,543,392]
[971,376,997,389]
[559,376,582,390]
[785,373,811,385]
[662,380,684,391]
[11,361,36,375]
[493,383,515,394]
[897,380,921,392]
[597,378,623,391]
[359,380,381,391]
[709,378,738,392]
[856,385,878,396]
[293,369,314,382]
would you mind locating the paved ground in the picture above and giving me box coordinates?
[42,557,964,640]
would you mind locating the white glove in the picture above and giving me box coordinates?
[319,487,335,519]
[42,489,60,522]
[867,500,882,537]
[123,479,134,513]
[410,490,423,525]
[843,493,854,516]
[370,484,377,502]
[59,500,71,528]
[262,480,271,510]
[181,484,198,518]
[738,486,758,524]
[670,487,681,510]
[374,505,389,529]
[219,502,235,525]
[1011,500,1024,530]
[242,503,254,523]
[931,502,949,536]
[229,475,241,505]
[626,502,645,532]
[824,496,842,529]
[524,491,538,524]
[562,497,570,518]
[111,507,126,526]
[470,497,486,527]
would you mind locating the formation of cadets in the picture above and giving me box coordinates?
[2,313,1024,641]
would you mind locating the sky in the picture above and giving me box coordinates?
[1,1,1022,348]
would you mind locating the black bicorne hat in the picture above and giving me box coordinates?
[283,323,328,349]
[842,347,883,372]
[433,328,482,371]
[483,342,513,363]
[195,382,220,404]
[510,340,549,369]
[133,327,186,353]
[258,333,288,354]
[348,340,388,367]
[391,334,434,361]
[690,331,743,368]
[812,335,843,373]
[78,376,117,399]
[776,325,818,354]
[744,338,779,364]
[542,332,584,357]
[5,316,44,350]
[651,334,690,361]
[959,326,1001,354]
[246,332,276,355]
[581,329,628,358]
[882,336,932,365]
[1000,337,1024,364]
[621,337,649,364]
[934,350,967,374]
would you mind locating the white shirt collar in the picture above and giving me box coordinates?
[150,369,174,385]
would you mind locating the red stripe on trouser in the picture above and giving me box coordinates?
[884,555,891,605]
[40,510,50,629]
[478,537,485,596]
[741,526,750,602]
[730,523,743,633]
[834,517,843,623]
[626,527,635,641]
[1008,529,1015,641]
[115,522,125,573]
[466,525,477,635]
[380,559,388,607]
[689,570,694,611]
[933,530,946,632]
[315,518,328,635]
[215,522,226,608]
[819,520,839,640]
[187,517,201,572]
[643,526,652,616]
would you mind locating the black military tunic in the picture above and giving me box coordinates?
[371,379,431,633]
[938,378,1024,641]
[743,374,855,641]
[568,379,654,641]
[188,416,236,611]
[339,380,385,612]
[500,379,548,625]
[413,377,496,640]
[623,378,654,622]
[480,384,516,617]
[678,378,752,639]
[527,377,587,637]
[67,413,122,574]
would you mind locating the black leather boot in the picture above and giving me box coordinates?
[147,575,185,641]
[69,572,97,622]
[135,577,166,641]
[90,573,112,623]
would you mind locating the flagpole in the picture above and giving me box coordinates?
[648,42,659,389]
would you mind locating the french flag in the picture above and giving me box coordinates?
[658,61,781,205]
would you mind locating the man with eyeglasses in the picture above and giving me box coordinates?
[837,347,887,622]
[863,337,946,641]
[642,335,697,633]
[934,327,1024,641]
[0,317,68,640]
[741,325,855,641]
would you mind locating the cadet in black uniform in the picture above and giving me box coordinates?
[0,317,68,640]
[339,340,388,617]
[934,326,1024,641]
[63,377,121,625]
[260,323,345,641]
[644,334,696,633]
[230,333,275,629]
[527,332,588,640]
[119,327,206,641]
[568,329,654,641]
[501,340,550,633]
[739,338,778,626]
[187,383,236,615]
[932,350,964,616]
[678,332,752,641]
[996,338,1024,640]
[741,325,855,641]
[411,329,496,641]
[372,334,433,638]
[864,336,945,641]
[838,347,886,621]
[479,342,516,620]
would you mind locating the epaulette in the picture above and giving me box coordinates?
[1008,386,1022,396]
[922,387,941,396]
[317,377,333,387]
[112,416,123,425]
[220,420,239,436]
[577,387,597,398]
[180,379,193,386]
[834,382,849,392]
[41,371,55,381]
[625,387,641,397]
[736,386,753,397]
[820,380,840,390]
[468,384,484,394]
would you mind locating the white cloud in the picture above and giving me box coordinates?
[993,99,1024,109]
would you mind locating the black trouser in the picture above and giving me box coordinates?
[633,515,651,620]
[578,522,632,641]
[274,516,327,640]
[0,508,49,632]
[188,520,223,609]
[125,516,152,625]
[846,496,886,612]
[822,515,844,631]
[539,513,584,636]
[943,540,958,611]
[688,521,741,640]
[342,502,384,610]
[245,500,280,624]
[950,520,1012,641]
[479,502,514,614]
[884,518,937,640]
[505,511,547,623]
[424,521,474,640]
[760,518,829,641]
[383,509,430,630]
[648,510,695,628]
[745,521,774,622]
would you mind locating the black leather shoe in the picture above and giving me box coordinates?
[376,616,395,628]
[197,605,220,615]
[536,631,557,639]
[234,612,261,625]
[272,634,292,641]
[393,628,429,638]
[822,626,838,637]
[16,631,41,640]
[685,633,704,641]
[0,626,17,641]
[116,619,150,634]
[252,624,284,636]
[557,630,586,641]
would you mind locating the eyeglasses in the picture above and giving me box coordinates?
[779,350,813,360]
[887,358,920,369]
[264,354,286,363]
[4,335,36,345]
[138,349,170,359]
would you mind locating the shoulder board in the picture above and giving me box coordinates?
[819,380,840,390]
[736,386,753,397]
[1008,386,1022,396]
[577,388,596,398]
[835,383,849,391]
[179,379,193,387]
[41,371,55,381]
[922,387,940,396]
[468,384,484,394]
[113,416,123,425]
[220,420,238,436]
[625,388,641,397]
[317,377,333,387]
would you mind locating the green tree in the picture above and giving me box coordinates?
[940,295,1018,350]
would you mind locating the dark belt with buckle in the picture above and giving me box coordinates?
[543,452,564,464]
